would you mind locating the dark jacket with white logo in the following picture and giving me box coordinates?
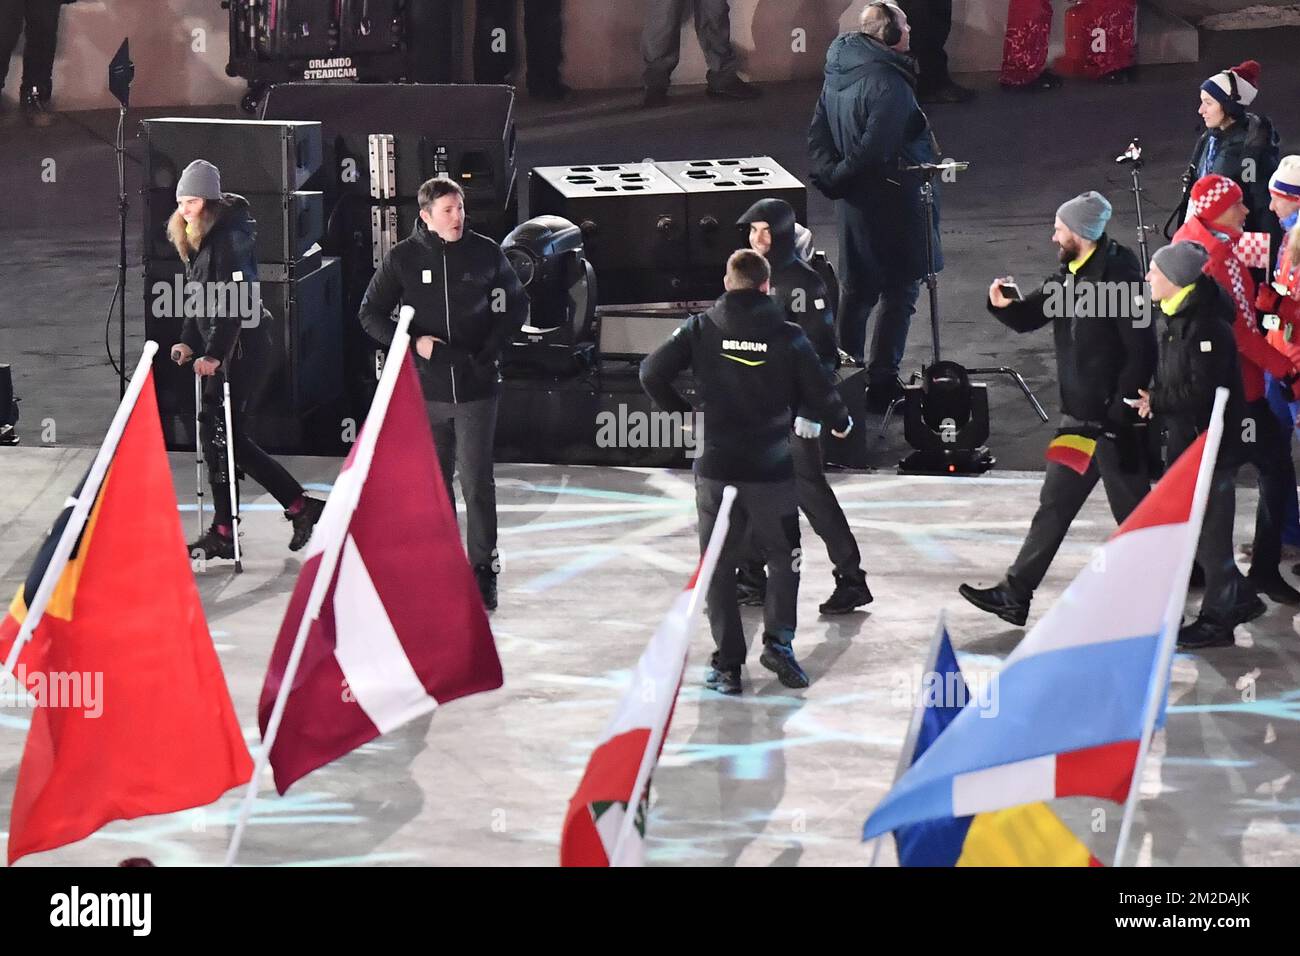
[640,289,850,482]
[179,193,258,366]
[358,219,529,403]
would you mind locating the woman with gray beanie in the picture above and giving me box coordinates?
[167,159,324,562]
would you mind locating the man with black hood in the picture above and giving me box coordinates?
[808,1,943,413]
[359,176,530,611]
[734,197,872,615]
[640,250,853,695]
[167,160,326,561]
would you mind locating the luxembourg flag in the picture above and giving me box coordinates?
[865,390,1229,865]
[560,487,737,867]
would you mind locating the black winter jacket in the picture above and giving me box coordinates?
[1148,275,1247,466]
[358,220,529,403]
[640,290,850,483]
[1188,112,1282,246]
[736,198,838,377]
[179,193,259,366]
[989,235,1156,428]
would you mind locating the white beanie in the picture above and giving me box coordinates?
[1270,155,1300,201]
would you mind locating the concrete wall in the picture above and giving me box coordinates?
[18,0,1198,111]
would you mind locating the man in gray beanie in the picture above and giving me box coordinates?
[1134,240,1259,649]
[960,190,1156,626]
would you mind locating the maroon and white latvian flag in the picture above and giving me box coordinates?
[560,487,735,867]
[257,334,503,795]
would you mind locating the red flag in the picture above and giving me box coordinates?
[257,352,502,795]
[0,372,253,863]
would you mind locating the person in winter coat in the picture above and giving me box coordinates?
[808,1,942,413]
[1257,157,1300,565]
[959,192,1155,627]
[1135,242,1262,650]
[733,198,871,615]
[1172,173,1300,604]
[1183,61,1282,251]
[640,250,853,695]
[167,160,325,561]
[358,175,529,611]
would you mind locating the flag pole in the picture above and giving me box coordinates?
[223,308,415,867]
[0,342,159,683]
[608,484,737,866]
[1113,387,1228,867]
[869,608,948,867]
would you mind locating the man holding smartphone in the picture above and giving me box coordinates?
[959,191,1157,626]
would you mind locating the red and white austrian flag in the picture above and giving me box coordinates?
[1236,232,1272,271]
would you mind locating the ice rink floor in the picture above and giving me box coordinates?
[3,445,1298,866]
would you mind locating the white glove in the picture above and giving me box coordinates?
[793,416,822,439]
[831,415,853,439]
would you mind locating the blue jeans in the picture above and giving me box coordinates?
[1263,372,1300,546]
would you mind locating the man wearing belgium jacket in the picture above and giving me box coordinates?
[359,176,529,610]
[640,250,853,695]
[960,191,1157,626]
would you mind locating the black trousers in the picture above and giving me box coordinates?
[742,434,862,581]
[896,0,954,93]
[198,373,303,527]
[1196,465,1251,624]
[1004,427,1150,600]
[473,0,563,91]
[697,476,800,671]
[426,396,499,570]
[1241,397,1293,577]
[0,0,62,100]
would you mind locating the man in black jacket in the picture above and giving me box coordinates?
[960,192,1157,626]
[808,2,942,412]
[1136,241,1263,649]
[640,250,853,695]
[166,160,325,561]
[359,176,529,610]
[735,198,871,615]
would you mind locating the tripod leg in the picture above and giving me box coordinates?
[222,377,243,574]
[194,373,206,542]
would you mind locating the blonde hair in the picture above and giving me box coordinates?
[166,201,220,261]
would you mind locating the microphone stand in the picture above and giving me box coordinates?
[116,104,128,399]
[1116,136,1153,273]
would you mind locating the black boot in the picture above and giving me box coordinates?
[474,564,498,611]
[188,524,235,561]
[287,496,326,552]
[22,87,53,128]
[1177,617,1236,650]
[819,570,873,615]
[759,636,809,689]
[958,582,1029,627]
[1246,569,1300,605]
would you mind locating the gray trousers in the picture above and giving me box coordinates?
[697,476,800,670]
[1004,426,1150,600]
[1196,466,1250,625]
[642,0,738,90]
[426,396,499,570]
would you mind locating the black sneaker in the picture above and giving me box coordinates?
[918,81,976,105]
[1229,591,1267,626]
[958,582,1029,627]
[642,87,669,108]
[759,638,809,689]
[1002,69,1063,92]
[705,77,761,100]
[736,565,766,607]
[865,380,905,414]
[0,423,17,446]
[474,564,498,611]
[819,572,873,615]
[1176,617,1235,650]
[530,81,571,102]
[188,526,235,561]
[287,496,326,552]
[704,661,742,695]
[1247,570,1300,605]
